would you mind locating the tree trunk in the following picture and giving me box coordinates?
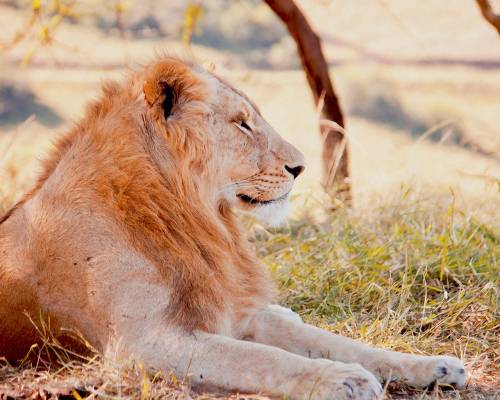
[264,0,351,202]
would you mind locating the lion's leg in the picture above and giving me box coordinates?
[244,306,466,388]
[115,326,381,400]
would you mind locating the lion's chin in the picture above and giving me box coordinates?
[250,196,290,227]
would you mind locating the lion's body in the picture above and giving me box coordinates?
[0,58,466,399]
[0,69,271,357]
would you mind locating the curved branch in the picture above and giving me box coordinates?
[264,0,350,201]
[476,0,500,36]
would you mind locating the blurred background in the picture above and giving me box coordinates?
[1,3,499,398]
[0,0,499,221]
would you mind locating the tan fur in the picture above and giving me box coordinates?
[0,58,465,399]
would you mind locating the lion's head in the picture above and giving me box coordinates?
[141,58,305,226]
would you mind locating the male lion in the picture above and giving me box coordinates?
[0,58,466,399]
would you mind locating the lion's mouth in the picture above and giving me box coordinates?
[237,192,290,205]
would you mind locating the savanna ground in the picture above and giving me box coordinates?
[0,0,499,399]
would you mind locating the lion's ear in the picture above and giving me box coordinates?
[143,59,202,122]
[143,79,177,119]
[160,84,175,118]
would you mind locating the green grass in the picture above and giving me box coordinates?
[259,196,499,399]
[1,193,498,399]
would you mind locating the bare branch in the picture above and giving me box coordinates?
[476,0,500,36]
[264,0,351,202]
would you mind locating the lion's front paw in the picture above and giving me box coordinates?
[303,361,382,400]
[404,355,467,389]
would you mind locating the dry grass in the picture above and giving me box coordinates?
[260,194,499,399]
[0,190,499,399]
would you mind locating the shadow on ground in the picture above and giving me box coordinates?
[346,80,466,142]
[0,83,62,129]
[345,81,499,160]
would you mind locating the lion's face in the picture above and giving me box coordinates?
[204,72,305,226]
[142,58,305,226]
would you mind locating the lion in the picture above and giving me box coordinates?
[0,57,466,399]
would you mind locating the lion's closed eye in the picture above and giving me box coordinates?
[234,119,253,136]
[239,120,251,131]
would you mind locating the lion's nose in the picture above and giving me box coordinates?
[284,164,305,179]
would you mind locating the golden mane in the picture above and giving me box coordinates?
[2,57,273,333]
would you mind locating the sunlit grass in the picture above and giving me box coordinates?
[2,191,497,399]
[256,194,498,399]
